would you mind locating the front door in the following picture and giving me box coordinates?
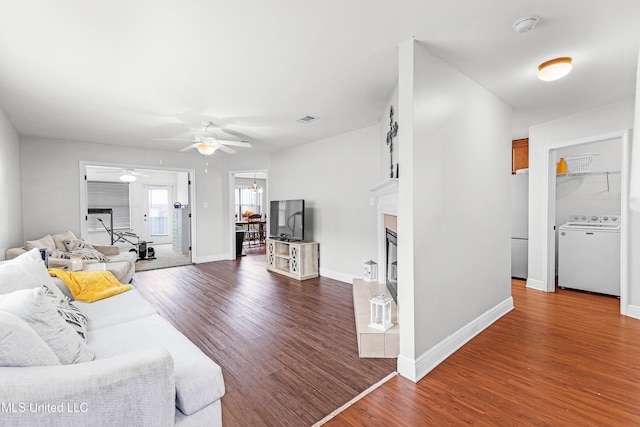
[142,185,172,244]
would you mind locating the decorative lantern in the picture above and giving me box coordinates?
[69,256,83,272]
[363,260,377,282]
[369,294,393,331]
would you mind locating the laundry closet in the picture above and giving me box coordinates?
[554,138,622,295]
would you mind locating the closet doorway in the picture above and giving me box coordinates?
[542,131,629,314]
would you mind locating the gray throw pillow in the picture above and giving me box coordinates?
[0,288,95,364]
[63,238,95,252]
[41,284,89,341]
[0,310,61,367]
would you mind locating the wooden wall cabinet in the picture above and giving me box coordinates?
[267,239,319,280]
[512,138,529,173]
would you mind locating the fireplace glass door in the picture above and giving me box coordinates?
[386,229,398,304]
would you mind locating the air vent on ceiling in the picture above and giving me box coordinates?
[296,115,317,123]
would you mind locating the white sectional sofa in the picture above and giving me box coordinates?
[0,249,225,426]
[4,230,137,284]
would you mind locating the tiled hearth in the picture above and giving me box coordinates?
[352,279,399,358]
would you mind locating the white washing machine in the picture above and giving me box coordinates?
[558,214,621,296]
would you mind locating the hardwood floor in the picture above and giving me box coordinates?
[131,245,396,426]
[133,253,640,426]
[325,281,640,426]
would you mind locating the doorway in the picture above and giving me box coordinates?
[543,131,629,314]
[229,170,268,258]
[80,162,195,270]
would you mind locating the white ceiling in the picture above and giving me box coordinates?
[0,1,638,156]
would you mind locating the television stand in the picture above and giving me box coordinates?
[266,238,319,280]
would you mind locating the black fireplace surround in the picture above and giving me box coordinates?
[386,229,398,304]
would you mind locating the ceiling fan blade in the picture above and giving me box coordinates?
[180,144,196,152]
[217,139,252,148]
[153,138,196,142]
[216,144,237,154]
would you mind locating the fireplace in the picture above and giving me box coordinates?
[386,229,398,304]
[371,178,398,305]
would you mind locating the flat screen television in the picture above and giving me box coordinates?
[269,199,305,241]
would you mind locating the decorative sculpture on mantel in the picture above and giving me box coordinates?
[386,106,399,178]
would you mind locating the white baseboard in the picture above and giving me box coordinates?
[318,268,353,284]
[625,304,640,320]
[526,278,545,291]
[194,254,228,264]
[397,296,514,383]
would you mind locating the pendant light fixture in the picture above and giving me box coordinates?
[249,175,260,192]
[537,57,573,81]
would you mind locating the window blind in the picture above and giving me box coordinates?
[87,181,131,231]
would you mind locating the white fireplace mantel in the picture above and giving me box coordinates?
[371,178,398,215]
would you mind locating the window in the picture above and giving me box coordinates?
[235,187,262,219]
[87,181,131,231]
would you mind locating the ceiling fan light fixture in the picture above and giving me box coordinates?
[194,142,217,156]
[537,57,573,81]
[119,173,137,182]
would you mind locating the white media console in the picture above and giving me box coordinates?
[266,239,319,280]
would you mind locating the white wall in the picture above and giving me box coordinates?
[0,106,23,258]
[270,124,382,281]
[527,98,635,294]
[397,40,513,381]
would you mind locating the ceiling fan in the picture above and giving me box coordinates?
[95,168,150,182]
[155,120,252,156]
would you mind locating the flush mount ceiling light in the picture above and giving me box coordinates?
[194,142,218,156]
[119,173,137,182]
[537,57,573,81]
[513,15,540,34]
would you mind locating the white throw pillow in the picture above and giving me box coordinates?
[0,288,95,364]
[0,248,55,295]
[0,310,60,367]
[24,234,56,254]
